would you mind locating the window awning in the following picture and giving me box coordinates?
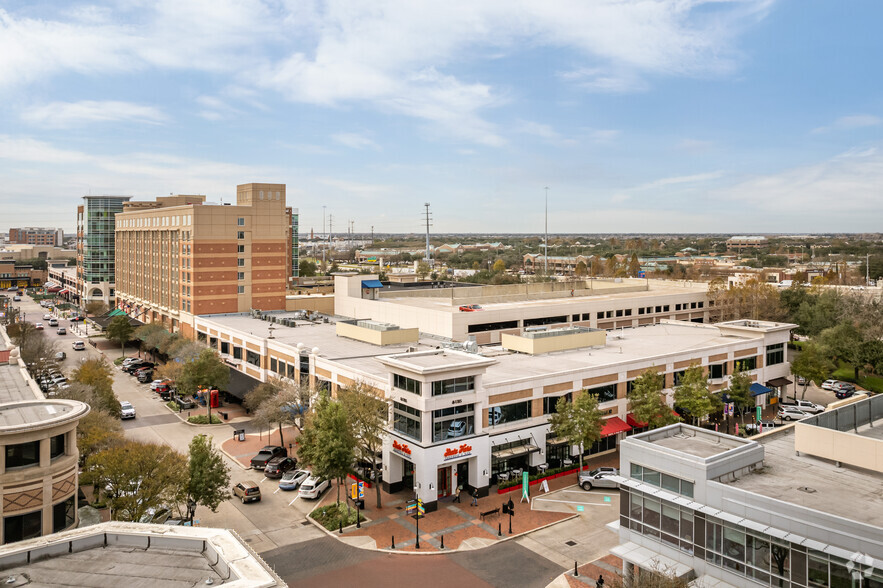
[601,416,631,437]
[58,289,69,295]
[491,443,540,460]
[361,280,384,289]
[750,383,773,397]
[545,436,569,446]
[626,413,648,428]
[766,377,792,388]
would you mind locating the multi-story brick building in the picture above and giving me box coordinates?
[114,184,293,337]
[7,228,64,247]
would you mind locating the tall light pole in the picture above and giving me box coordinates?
[322,206,326,266]
[544,187,549,275]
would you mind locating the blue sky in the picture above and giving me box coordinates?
[1,0,881,234]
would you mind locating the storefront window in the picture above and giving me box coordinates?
[432,405,475,442]
[587,384,616,403]
[393,374,421,395]
[431,376,474,396]
[6,441,39,469]
[393,402,421,441]
[3,510,41,544]
[492,401,532,425]
[543,393,571,414]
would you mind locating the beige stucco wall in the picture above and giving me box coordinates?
[501,329,606,355]
[335,322,418,346]
[794,421,883,472]
[285,294,334,314]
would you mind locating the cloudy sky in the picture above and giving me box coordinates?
[1,0,880,234]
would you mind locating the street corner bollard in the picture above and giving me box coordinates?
[498,523,502,537]
[391,535,395,549]
[339,520,343,534]
[574,561,578,577]
[440,534,444,549]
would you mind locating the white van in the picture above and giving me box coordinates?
[72,340,86,351]
[298,476,330,500]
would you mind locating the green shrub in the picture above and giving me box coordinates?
[113,357,126,366]
[187,414,222,424]
[310,503,359,531]
[166,401,179,411]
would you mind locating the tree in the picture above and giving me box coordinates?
[726,365,753,426]
[186,434,231,524]
[673,365,720,426]
[628,253,641,277]
[819,321,864,380]
[790,343,834,398]
[492,259,506,273]
[15,324,58,377]
[574,260,588,277]
[604,256,618,277]
[106,315,134,358]
[590,256,602,277]
[299,259,318,277]
[69,358,120,417]
[134,323,170,361]
[707,277,785,322]
[85,300,108,317]
[416,261,431,279]
[297,395,356,505]
[627,370,681,430]
[339,382,389,508]
[85,441,187,522]
[548,392,603,472]
[75,408,124,463]
[178,348,229,422]
[251,379,312,447]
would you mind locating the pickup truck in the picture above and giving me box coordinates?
[249,446,287,469]
[778,398,824,414]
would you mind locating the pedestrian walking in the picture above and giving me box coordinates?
[470,488,479,506]
[596,574,604,587]
[453,486,462,503]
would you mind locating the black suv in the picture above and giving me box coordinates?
[250,446,287,469]
[264,456,298,478]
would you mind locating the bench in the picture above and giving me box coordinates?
[479,507,500,520]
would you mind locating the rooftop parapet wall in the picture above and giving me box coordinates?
[378,279,650,305]
[794,395,883,473]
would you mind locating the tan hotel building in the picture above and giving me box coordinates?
[114,184,292,337]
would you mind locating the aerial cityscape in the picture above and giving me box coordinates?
[0,2,881,588]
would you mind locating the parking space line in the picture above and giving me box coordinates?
[288,496,300,506]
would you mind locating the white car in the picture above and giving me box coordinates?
[120,401,136,419]
[777,406,810,421]
[120,358,139,370]
[820,379,840,391]
[72,340,86,351]
[298,476,330,500]
[149,379,170,391]
[579,467,620,490]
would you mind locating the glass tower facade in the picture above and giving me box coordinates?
[291,207,299,279]
[79,196,131,284]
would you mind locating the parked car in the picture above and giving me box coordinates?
[458,304,482,312]
[139,507,172,524]
[12,295,20,301]
[48,318,58,327]
[125,361,155,374]
[54,351,66,361]
[820,379,840,391]
[298,476,330,500]
[264,456,298,479]
[249,446,287,469]
[136,370,154,383]
[778,398,824,414]
[69,315,84,322]
[175,397,196,410]
[579,467,619,490]
[279,469,311,491]
[744,420,780,434]
[34,323,43,330]
[56,327,66,335]
[43,313,52,320]
[796,376,807,386]
[150,379,171,391]
[232,481,262,503]
[835,384,857,399]
[777,406,810,421]
[120,401,136,419]
[72,340,86,351]
[120,358,140,370]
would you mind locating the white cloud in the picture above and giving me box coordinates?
[634,171,724,191]
[0,0,773,146]
[331,133,381,151]
[21,100,167,128]
[812,114,881,134]
[316,178,394,195]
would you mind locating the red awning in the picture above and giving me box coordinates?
[58,289,69,295]
[601,416,631,437]
[626,413,648,428]
[47,286,61,292]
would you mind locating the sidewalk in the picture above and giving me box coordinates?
[559,553,624,588]
[318,453,620,553]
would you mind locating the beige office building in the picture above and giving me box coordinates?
[114,184,292,337]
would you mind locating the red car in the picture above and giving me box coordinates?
[458,304,482,312]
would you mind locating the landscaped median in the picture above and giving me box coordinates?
[310,502,365,531]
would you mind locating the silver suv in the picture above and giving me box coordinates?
[579,467,619,490]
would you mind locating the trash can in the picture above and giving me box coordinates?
[220,411,228,421]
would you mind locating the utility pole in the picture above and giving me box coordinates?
[371,226,374,245]
[423,203,432,264]
[544,187,549,275]
[867,252,871,286]
[322,206,327,266]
